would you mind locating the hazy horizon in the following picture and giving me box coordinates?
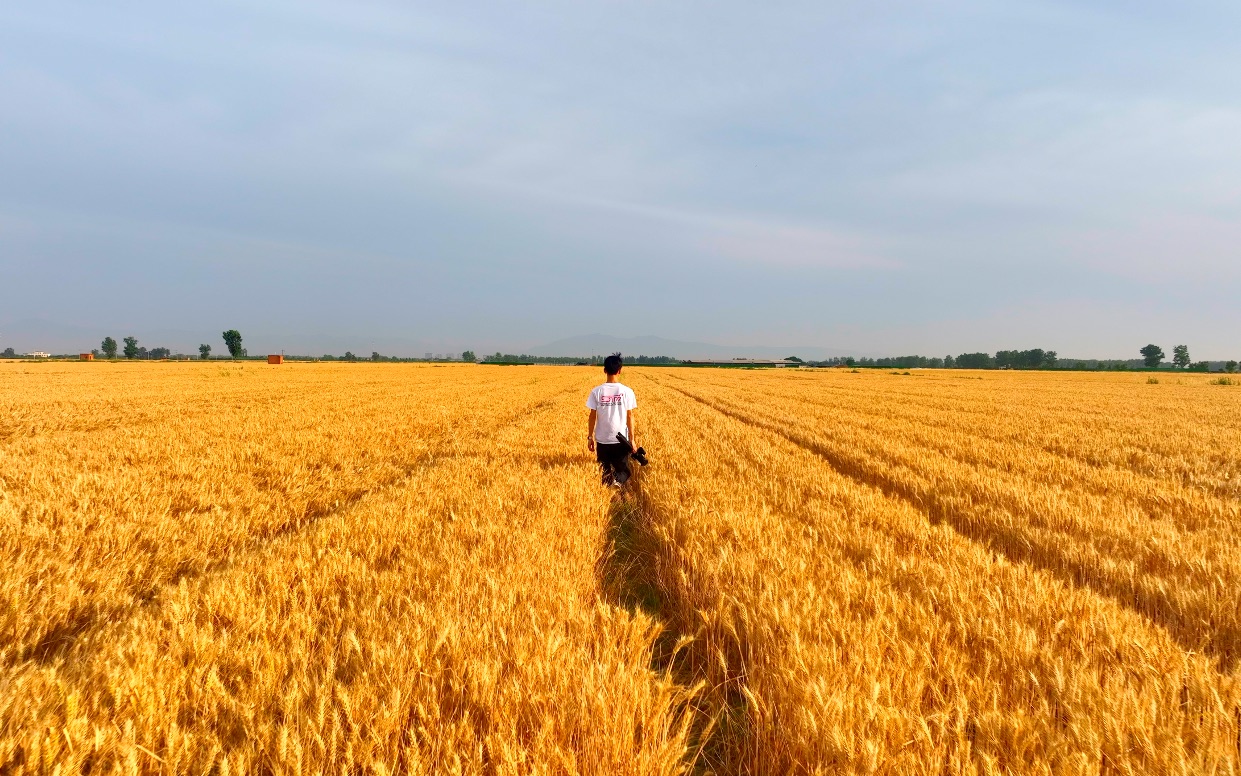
[1,321,1231,363]
[3,2,1240,358]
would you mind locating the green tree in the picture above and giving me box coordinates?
[2,348,15,358]
[785,355,804,363]
[344,351,356,361]
[222,330,244,359]
[1139,344,1164,368]
[944,355,955,368]
[199,343,211,360]
[462,350,476,362]
[372,351,383,362]
[1172,344,1190,369]
[1226,360,1238,374]
[101,336,118,359]
[994,349,1056,370]
[123,336,139,359]
[956,352,993,369]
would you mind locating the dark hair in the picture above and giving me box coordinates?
[603,352,623,375]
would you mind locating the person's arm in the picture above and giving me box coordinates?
[587,409,597,452]
[625,409,636,450]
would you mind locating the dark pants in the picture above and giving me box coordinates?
[595,442,631,485]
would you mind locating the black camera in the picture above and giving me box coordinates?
[616,433,649,466]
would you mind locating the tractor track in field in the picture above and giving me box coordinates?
[597,471,761,774]
[5,385,581,672]
[655,372,1241,518]
[647,374,1241,672]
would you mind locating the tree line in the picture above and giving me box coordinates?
[13,334,1237,373]
[480,353,679,365]
[806,345,1238,372]
[93,330,247,360]
[93,331,489,363]
[321,351,475,362]
[809,350,1057,370]
[1136,343,1230,371]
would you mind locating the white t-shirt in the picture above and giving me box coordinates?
[586,382,637,444]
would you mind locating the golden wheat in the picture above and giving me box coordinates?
[629,369,1241,773]
[2,362,1239,774]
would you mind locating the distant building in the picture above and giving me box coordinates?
[27,351,51,358]
[80,353,94,361]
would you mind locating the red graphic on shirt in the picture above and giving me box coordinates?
[597,394,626,406]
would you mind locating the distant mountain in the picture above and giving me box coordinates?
[525,334,856,361]
[1,318,856,361]
[0,318,446,358]
[0,318,104,355]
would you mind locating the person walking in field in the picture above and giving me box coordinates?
[587,353,637,486]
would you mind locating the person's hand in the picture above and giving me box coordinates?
[587,437,595,453]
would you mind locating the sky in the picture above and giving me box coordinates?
[2,1,1240,358]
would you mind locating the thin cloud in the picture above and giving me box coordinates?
[459,182,898,270]
[702,219,898,270]
[571,196,897,270]
[1070,213,1241,283]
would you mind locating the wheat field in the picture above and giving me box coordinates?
[1,361,1239,774]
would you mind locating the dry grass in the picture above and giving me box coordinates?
[2,362,1239,773]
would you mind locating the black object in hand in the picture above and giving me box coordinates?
[616,433,649,466]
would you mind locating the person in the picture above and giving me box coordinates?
[586,352,637,486]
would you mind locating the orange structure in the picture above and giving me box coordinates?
[267,354,284,365]
[80,353,94,361]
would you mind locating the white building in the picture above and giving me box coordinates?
[26,351,51,358]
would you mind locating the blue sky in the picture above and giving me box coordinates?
[2,1,1240,357]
